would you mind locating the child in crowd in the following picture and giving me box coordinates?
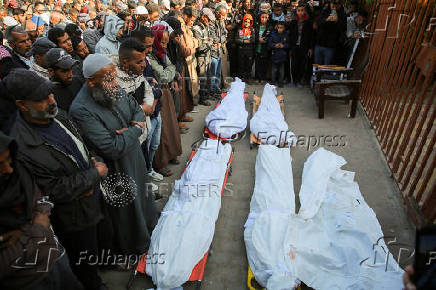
[254,11,272,83]
[235,13,255,82]
[289,3,313,88]
[268,21,288,87]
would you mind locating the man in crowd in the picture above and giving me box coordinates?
[0,130,82,290]
[9,69,108,290]
[83,11,105,54]
[114,38,163,189]
[192,7,214,106]
[29,37,57,79]
[3,25,32,74]
[47,27,84,79]
[46,48,84,111]
[131,27,165,183]
[209,5,227,97]
[95,14,124,54]
[70,54,159,255]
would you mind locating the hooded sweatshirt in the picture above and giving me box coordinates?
[95,15,125,55]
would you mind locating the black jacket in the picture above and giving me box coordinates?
[52,77,84,112]
[254,23,273,57]
[0,46,29,78]
[288,19,314,52]
[315,8,346,48]
[11,110,103,233]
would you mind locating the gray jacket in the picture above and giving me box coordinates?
[209,19,227,58]
[192,22,212,58]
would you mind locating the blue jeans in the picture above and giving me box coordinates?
[314,45,336,65]
[145,113,162,171]
[209,56,222,93]
[271,62,285,85]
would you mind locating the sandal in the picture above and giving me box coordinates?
[169,158,180,165]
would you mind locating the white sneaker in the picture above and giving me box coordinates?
[146,182,159,192]
[147,169,163,181]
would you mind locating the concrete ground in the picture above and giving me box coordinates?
[101,84,415,290]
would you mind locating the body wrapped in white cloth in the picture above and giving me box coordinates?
[245,147,404,290]
[205,78,248,138]
[146,139,232,289]
[250,84,296,146]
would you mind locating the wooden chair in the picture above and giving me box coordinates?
[312,65,362,119]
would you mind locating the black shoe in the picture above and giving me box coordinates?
[199,99,211,106]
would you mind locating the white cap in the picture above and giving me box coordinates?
[3,16,18,27]
[161,0,170,10]
[134,5,148,15]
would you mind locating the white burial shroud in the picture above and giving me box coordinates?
[146,139,232,289]
[205,77,248,138]
[250,84,296,146]
[245,147,404,289]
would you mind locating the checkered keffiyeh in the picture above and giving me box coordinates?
[0,46,12,60]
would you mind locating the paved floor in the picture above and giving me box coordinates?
[101,84,415,290]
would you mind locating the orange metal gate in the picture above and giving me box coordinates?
[359,0,436,225]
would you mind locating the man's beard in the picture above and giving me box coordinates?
[28,104,58,120]
[92,86,124,108]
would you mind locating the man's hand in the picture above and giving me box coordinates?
[327,14,338,22]
[259,37,265,43]
[0,230,24,248]
[353,31,361,39]
[308,49,313,57]
[403,265,416,290]
[91,157,108,178]
[79,189,94,199]
[115,128,128,134]
[33,212,51,228]
[244,39,251,43]
[142,103,153,115]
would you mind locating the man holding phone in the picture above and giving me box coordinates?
[313,0,346,65]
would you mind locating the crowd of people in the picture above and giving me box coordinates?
[0,0,368,289]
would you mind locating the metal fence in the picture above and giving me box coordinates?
[359,0,436,225]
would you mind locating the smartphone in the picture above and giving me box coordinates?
[413,225,436,289]
[331,10,337,15]
[313,1,320,6]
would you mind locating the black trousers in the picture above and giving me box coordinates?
[255,53,269,81]
[238,49,253,81]
[291,46,309,84]
[57,225,102,290]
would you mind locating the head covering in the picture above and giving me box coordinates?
[241,14,253,36]
[29,37,57,56]
[3,16,18,27]
[151,24,167,60]
[103,14,125,42]
[153,20,174,34]
[165,16,183,35]
[201,7,215,21]
[0,131,14,152]
[77,13,91,23]
[83,53,113,78]
[134,5,148,15]
[259,2,271,15]
[45,48,79,69]
[161,0,170,10]
[116,2,128,10]
[6,69,53,101]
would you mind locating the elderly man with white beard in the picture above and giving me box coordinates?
[70,53,159,256]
